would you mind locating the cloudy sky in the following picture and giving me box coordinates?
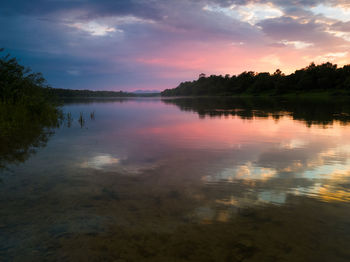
[1,0,350,91]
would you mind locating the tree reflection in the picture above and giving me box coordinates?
[0,104,61,170]
[162,97,350,127]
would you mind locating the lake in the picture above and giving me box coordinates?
[1,97,350,261]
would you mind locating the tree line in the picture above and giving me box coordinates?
[161,62,350,96]
[48,88,136,98]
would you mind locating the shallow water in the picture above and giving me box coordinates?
[1,97,350,261]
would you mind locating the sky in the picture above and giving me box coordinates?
[1,0,350,91]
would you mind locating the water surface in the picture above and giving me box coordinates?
[1,97,350,261]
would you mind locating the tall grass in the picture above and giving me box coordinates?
[78,112,85,128]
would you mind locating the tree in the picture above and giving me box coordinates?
[161,62,350,97]
[0,49,50,104]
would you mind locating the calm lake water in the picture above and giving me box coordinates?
[1,97,350,261]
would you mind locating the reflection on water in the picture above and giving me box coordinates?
[80,154,120,170]
[1,97,350,261]
[0,104,60,171]
[163,96,350,126]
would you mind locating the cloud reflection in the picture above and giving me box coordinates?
[80,154,120,170]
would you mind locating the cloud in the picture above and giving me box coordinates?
[203,2,284,25]
[311,3,350,22]
[66,69,81,76]
[312,51,349,63]
[67,21,119,36]
[331,21,350,32]
[1,0,350,90]
[259,16,320,41]
[278,40,314,49]
[0,0,163,21]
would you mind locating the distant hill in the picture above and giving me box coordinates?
[161,62,350,97]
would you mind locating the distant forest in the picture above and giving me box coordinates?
[48,88,160,98]
[48,88,136,98]
[161,63,350,96]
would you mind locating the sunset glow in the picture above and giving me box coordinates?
[1,0,350,91]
